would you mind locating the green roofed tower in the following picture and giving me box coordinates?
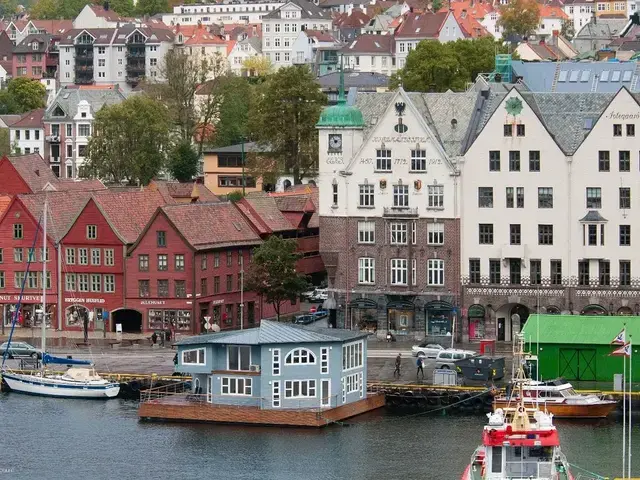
[316,57,365,128]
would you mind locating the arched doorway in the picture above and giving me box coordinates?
[546,305,561,314]
[65,305,89,329]
[581,304,607,315]
[467,304,486,340]
[494,303,530,342]
[618,306,633,316]
[111,309,143,333]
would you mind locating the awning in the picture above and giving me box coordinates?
[425,300,454,311]
[386,299,415,310]
[349,298,378,309]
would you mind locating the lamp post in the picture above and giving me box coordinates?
[241,137,246,196]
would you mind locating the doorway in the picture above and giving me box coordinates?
[111,309,143,333]
[497,318,505,341]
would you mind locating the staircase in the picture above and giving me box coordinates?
[630,62,640,91]
[550,62,562,92]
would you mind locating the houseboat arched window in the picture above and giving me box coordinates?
[285,348,316,365]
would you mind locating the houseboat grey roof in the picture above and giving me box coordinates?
[177,320,369,346]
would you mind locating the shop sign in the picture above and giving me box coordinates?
[0,294,46,302]
[211,299,225,305]
[64,297,106,304]
[141,300,166,306]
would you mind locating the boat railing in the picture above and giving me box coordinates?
[140,381,191,402]
[504,460,553,479]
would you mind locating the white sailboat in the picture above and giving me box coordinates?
[1,197,120,399]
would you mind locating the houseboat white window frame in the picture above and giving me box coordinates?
[272,380,281,407]
[221,376,252,396]
[344,372,360,394]
[272,348,281,376]
[342,340,364,371]
[320,347,329,374]
[284,348,317,365]
[321,379,331,407]
[181,347,206,365]
[284,379,317,398]
[227,345,251,371]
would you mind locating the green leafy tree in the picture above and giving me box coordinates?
[83,95,170,185]
[498,0,541,38]
[247,65,326,185]
[168,140,199,182]
[109,0,135,17]
[560,20,575,40]
[431,0,443,11]
[29,0,58,18]
[0,0,19,16]
[391,38,513,92]
[245,236,309,321]
[0,128,10,156]
[135,0,168,16]
[211,76,250,148]
[0,89,18,115]
[7,78,46,112]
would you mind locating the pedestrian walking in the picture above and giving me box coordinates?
[393,353,402,378]
[416,356,424,380]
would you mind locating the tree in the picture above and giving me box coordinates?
[560,20,575,40]
[0,0,19,16]
[109,0,135,17]
[135,0,168,16]
[29,0,59,19]
[241,56,273,78]
[390,38,513,92]
[247,65,326,185]
[0,128,10,156]
[0,78,47,113]
[431,0,443,11]
[211,76,250,148]
[83,95,170,185]
[149,49,227,153]
[168,140,199,182]
[498,0,540,39]
[245,236,309,322]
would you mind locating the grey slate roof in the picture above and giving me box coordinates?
[43,86,127,122]
[177,320,368,346]
[318,71,390,88]
[575,17,628,40]
[263,0,330,20]
[14,33,52,53]
[354,89,479,157]
[580,210,608,222]
[512,60,640,93]
[242,36,262,53]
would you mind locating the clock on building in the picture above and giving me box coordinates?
[328,134,342,152]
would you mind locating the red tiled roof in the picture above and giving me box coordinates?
[394,11,450,38]
[334,9,371,28]
[271,185,319,228]
[31,20,73,34]
[6,154,58,193]
[442,0,496,19]
[162,202,262,250]
[455,12,491,38]
[10,108,44,129]
[0,194,11,217]
[183,24,226,45]
[539,4,568,19]
[305,29,337,42]
[19,191,93,242]
[226,39,236,55]
[56,179,107,191]
[89,5,128,22]
[341,33,393,54]
[239,193,294,233]
[93,189,167,244]
[148,180,219,203]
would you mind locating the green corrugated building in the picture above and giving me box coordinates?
[521,314,640,385]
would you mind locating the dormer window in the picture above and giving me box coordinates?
[32,42,38,50]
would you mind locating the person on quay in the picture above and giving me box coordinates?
[416,356,424,380]
[394,353,402,378]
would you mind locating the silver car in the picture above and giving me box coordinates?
[411,343,445,358]
[433,350,476,370]
[0,341,42,359]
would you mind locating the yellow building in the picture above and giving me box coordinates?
[203,142,265,195]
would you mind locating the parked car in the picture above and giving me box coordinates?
[309,307,328,318]
[433,350,477,370]
[293,315,315,325]
[412,343,445,358]
[0,341,42,359]
[301,288,327,303]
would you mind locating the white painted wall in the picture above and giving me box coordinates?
[10,127,44,156]
[460,90,570,282]
[163,1,284,25]
[342,53,396,75]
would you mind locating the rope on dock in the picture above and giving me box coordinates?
[398,388,492,419]
[568,462,609,479]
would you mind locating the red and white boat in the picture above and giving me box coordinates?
[462,334,574,480]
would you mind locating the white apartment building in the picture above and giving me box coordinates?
[58,26,174,92]
[340,34,396,75]
[162,1,284,26]
[317,85,478,340]
[228,37,262,74]
[459,86,640,342]
[262,0,332,68]
[562,0,596,32]
[10,108,45,157]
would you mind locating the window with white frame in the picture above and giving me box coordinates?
[390,222,407,244]
[412,258,417,286]
[358,257,375,284]
[428,259,445,286]
[104,274,115,293]
[272,381,280,407]
[427,185,444,208]
[390,258,408,285]
[284,379,316,398]
[91,248,100,265]
[342,341,364,371]
[376,149,391,170]
[411,149,426,171]
[321,347,329,374]
[221,377,252,395]
[66,247,75,265]
[65,273,76,292]
[393,184,409,207]
[427,223,444,245]
[285,348,316,365]
[358,221,375,244]
[411,221,417,245]
[228,345,251,370]
[79,248,88,265]
[344,372,360,393]
[91,274,101,292]
[182,348,205,365]
[359,184,374,207]
[272,348,280,375]
[105,249,114,266]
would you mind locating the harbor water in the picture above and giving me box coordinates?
[0,393,639,480]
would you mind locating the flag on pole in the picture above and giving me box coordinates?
[610,342,631,357]
[611,328,626,345]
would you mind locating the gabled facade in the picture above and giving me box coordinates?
[161,1,285,26]
[228,37,262,75]
[340,34,395,75]
[291,29,340,74]
[317,84,476,340]
[9,109,45,158]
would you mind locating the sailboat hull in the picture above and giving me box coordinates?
[2,373,120,399]
[493,398,618,418]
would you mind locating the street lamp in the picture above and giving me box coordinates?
[241,136,246,196]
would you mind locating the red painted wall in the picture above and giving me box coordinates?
[0,160,32,194]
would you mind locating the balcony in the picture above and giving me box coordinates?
[45,135,60,143]
[383,206,419,218]
[74,50,94,60]
[126,50,145,58]
[75,77,94,85]
[75,64,94,72]
[126,63,145,74]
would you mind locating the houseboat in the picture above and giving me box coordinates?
[138,320,385,427]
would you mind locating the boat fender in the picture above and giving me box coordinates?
[473,397,484,409]
[489,386,498,396]
[484,396,494,406]
[451,395,461,404]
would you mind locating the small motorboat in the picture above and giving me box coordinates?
[493,378,618,418]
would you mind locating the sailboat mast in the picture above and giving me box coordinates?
[41,197,47,358]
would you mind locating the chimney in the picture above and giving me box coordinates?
[103,1,109,10]
[461,9,467,18]
[552,29,559,37]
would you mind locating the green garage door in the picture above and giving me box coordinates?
[559,348,596,381]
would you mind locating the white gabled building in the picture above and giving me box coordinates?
[162,1,285,26]
[228,37,263,74]
[261,0,332,69]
